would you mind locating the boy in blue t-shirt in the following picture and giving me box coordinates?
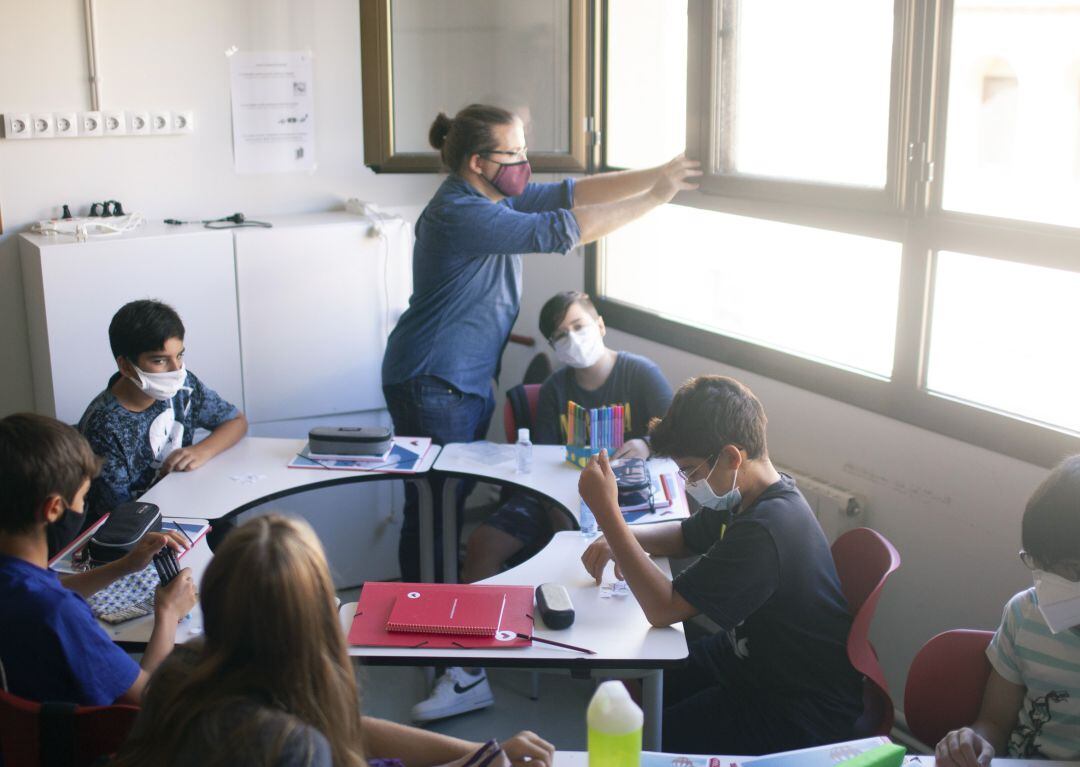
[0,413,197,705]
[937,455,1080,766]
[77,299,247,537]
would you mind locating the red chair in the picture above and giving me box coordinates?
[0,689,139,767]
[831,527,902,736]
[503,383,542,442]
[904,629,994,748]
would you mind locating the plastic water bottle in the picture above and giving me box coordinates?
[515,428,533,474]
[579,500,597,537]
[587,681,642,767]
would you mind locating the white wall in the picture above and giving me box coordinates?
[0,0,441,416]
[505,246,1048,711]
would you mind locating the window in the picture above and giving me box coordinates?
[604,0,687,169]
[360,0,591,172]
[591,0,1080,466]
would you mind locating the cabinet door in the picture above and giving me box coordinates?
[22,229,242,424]
[235,222,407,423]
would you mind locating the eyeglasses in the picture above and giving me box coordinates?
[678,456,716,484]
[481,147,528,162]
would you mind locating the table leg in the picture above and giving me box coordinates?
[642,670,663,750]
[441,477,461,583]
[413,478,435,583]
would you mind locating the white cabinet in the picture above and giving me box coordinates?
[20,225,244,424]
[233,214,412,423]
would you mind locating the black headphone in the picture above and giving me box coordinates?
[164,212,272,229]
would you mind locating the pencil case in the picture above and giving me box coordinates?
[309,426,393,456]
[565,444,601,468]
[88,501,162,563]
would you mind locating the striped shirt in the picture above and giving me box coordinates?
[988,588,1080,759]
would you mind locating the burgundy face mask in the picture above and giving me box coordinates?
[486,160,532,197]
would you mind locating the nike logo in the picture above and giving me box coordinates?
[454,677,486,694]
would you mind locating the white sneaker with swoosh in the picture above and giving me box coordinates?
[410,666,495,723]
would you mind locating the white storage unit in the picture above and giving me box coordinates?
[20,225,244,424]
[20,212,415,585]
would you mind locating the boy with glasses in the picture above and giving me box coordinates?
[579,375,862,755]
[937,455,1080,765]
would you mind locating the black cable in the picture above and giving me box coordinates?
[164,212,272,229]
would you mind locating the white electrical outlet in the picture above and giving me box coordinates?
[3,113,32,139]
[127,110,150,135]
[103,111,127,136]
[54,112,78,137]
[79,111,103,137]
[150,111,172,135]
[172,110,194,134]
[32,114,55,138]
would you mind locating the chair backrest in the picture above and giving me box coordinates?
[503,384,543,443]
[0,689,139,767]
[830,527,902,736]
[904,629,994,748]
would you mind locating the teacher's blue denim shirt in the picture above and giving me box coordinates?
[382,174,580,397]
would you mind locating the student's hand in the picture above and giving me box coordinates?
[649,154,702,204]
[612,438,650,460]
[122,530,189,575]
[155,567,198,620]
[579,450,621,530]
[581,536,623,585]
[936,727,995,767]
[500,731,555,767]
[160,444,208,474]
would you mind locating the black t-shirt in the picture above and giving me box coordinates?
[534,352,673,445]
[673,474,863,739]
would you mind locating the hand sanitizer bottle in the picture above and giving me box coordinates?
[515,428,533,474]
[587,681,642,767]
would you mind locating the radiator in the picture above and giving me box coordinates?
[777,465,866,542]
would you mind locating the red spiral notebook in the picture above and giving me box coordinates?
[348,582,534,649]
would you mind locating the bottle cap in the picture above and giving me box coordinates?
[518,428,530,442]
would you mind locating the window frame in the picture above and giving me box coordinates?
[359,0,596,174]
[589,0,1080,468]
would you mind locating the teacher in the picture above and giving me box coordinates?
[382,103,700,581]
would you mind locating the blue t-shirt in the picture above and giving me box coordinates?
[382,175,580,398]
[0,554,139,705]
[78,369,239,519]
[534,352,673,445]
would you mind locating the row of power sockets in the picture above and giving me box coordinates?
[1,110,194,139]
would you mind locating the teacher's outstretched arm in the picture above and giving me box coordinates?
[572,154,701,244]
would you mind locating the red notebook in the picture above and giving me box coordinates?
[349,582,534,650]
[387,590,506,636]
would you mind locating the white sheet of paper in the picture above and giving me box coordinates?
[229,51,315,174]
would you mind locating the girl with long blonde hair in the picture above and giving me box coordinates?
[112,515,554,767]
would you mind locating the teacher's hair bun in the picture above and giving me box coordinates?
[429,113,453,150]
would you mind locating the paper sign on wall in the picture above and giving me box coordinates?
[229,51,315,174]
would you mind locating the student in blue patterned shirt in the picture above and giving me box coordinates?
[76,300,246,546]
[938,455,1080,766]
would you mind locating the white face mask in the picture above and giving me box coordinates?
[686,462,741,512]
[553,323,606,369]
[1033,570,1080,634]
[129,363,188,401]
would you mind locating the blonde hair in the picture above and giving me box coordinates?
[114,515,367,767]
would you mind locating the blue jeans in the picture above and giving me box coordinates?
[383,375,495,582]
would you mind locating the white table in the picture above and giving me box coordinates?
[340,532,689,750]
[549,753,1078,766]
[139,437,443,581]
[433,443,689,584]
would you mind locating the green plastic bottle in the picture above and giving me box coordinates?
[587,681,642,767]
